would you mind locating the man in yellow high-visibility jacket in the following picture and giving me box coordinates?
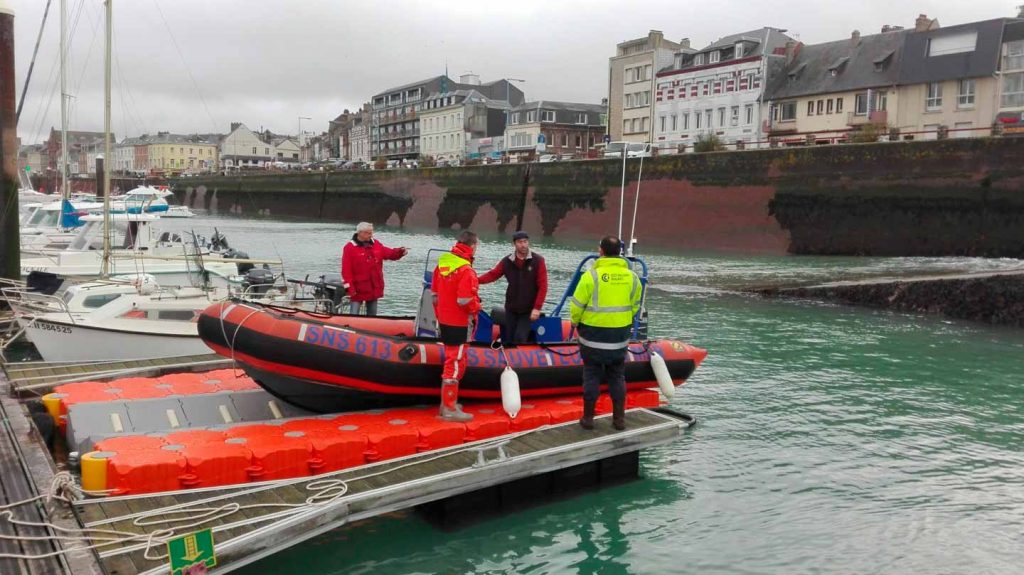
[569,235,642,430]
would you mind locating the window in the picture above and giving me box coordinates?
[623,119,631,133]
[1004,40,1024,71]
[526,111,537,122]
[729,106,739,127]
[875,91,887,112]
[560,133,568,147]
[704,109,712,129]
[836,97,844,113]
[264,148,270,155]
[576,113,588,124]
[855,93,869,115]
[744,104,753,125]
[735,42,745,58]
[510,113,520,124]
[816,100,824,115]
[827,99,834,114]
[83,294,119,309]
[671,114,677,131]
[1002,72,1024,108]
[710,50,720,63]
[717,107,726,126]
[780,101,797,121]
[926,82,943,110]
[575,135,582,148]
[694,53,704,66]
[660,116,666,132]
[625,94,634,108]
[682,112,689,130]
[953,122,974,138]
[252,147,257,154]
[928,32,978,57]
[541,110,556,122]
[642,117,649,133]
[807,101,815,116]
[958,79,975,108]
[695,111,702,129]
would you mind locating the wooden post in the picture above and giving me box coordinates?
[0,0,21,280]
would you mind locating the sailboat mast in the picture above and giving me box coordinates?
[101,0,111,276]
[59,0,67,200]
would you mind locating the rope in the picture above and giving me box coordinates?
[0,426,549,562]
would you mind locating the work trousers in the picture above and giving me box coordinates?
[348,299,379,316]
[581,360,626,404]
[439,323,471,382]
[503,311,533,344]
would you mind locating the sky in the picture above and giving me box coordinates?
[8,0,1021,144]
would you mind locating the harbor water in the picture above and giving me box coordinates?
[164,216,1024,574]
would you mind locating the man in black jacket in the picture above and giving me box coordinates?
[478,231,549,343]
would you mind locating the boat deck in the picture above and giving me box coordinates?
[2,354,229,395]
[75,408,687,575]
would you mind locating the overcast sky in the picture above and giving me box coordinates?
[9,0,1020,144]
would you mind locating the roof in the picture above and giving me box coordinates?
[664,27,794,73]
[511,100,605,114]
[766,29,908,99]
[898,18,1008,84]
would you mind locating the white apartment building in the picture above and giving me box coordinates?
[609,30,685,143]
[653,28,793,150]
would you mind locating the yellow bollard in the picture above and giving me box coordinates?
[80,451,113,493]
[41,393,66,422]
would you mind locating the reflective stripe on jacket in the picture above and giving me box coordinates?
[569,257,641,352]
[432,244,481,328]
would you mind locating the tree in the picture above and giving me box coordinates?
[693,132,726,153]
[373,156,387,170]
[848,123,886,143]
[419,155,437,168]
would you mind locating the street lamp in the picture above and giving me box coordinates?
[298,116,311,161]
[503,78,525,161]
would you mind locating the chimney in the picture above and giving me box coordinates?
[785,40,798,64]
[679,37,690,49]
[851,30,861,44]
[915,14,932,32]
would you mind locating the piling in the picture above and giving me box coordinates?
[0,0,21,280]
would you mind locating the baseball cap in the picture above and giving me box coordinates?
[512,231,529,241]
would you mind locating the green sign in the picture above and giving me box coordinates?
[24,165,31,172]
[167,529,216,575]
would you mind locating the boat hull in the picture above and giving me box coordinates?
[198,302,707,413]
[26,318,208,362]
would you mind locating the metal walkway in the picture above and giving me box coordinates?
[0,373,103,575]
[75,409,688,575]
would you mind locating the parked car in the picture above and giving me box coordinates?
[538,154,557,163]
[603,141,652,159]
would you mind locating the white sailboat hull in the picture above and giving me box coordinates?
[25,318,208,362]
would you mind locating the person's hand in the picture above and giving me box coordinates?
[399,247,409,257]
[529,309,541,321]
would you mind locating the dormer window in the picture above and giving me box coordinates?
[694,53,704,66]
[709,50,720,63]
[735,42,744,58]
[827,58,849,77]
[873,50,894,72]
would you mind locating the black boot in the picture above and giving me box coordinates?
[612,401,626,430]
[579,400,596,430]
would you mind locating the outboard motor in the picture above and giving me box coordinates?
[26,271,64,295]
[222,248,254,275]
[316,273,347,312]
[242,268,276,295]
[209,229,230,252]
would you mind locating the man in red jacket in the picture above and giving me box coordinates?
[341,222,408,315]
[478,230,548,343]
[431,230,481,422]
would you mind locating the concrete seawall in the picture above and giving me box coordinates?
[756,271,1024,327]
[172,137,1024,257]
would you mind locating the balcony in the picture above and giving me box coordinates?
[848,110,887,126]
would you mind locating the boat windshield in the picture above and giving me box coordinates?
[27,207,60,227]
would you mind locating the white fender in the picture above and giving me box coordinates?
[500,367,521,419]
[650,351,675,399]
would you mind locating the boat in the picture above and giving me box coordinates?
[19,213,244,287]
[196,254,707,413]
[110,185,193,218]
[20,198,104,252]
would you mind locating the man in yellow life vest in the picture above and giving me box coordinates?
[569,235,642,431]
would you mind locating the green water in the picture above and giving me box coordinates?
[164,217,1024,574]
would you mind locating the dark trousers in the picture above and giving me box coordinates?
[503,311,533,344]
[582,360,626,404]
[349,299,378,316]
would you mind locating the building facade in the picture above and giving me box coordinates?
[143,133,219,175]
[220,123,275,170]
[765,28,907,144]
[419,89,510,164]
[349,113,371,164]
[996,19,1024,133]
[609,30,685,143]
[370,74,523,161]
[654,27,794,150]
[504,101,606,161]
